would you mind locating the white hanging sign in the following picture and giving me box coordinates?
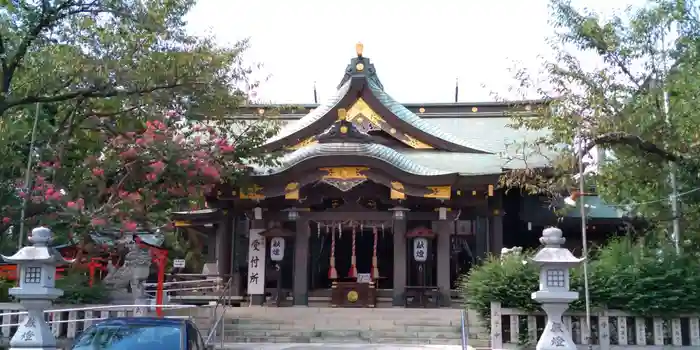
[270,237,285,261]
[173,259,186,268]
[247,228,266,295]
[357,273,371,283]
[413,237,428,262]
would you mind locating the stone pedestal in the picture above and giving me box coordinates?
[10,300,57,350]
[533,295,578,350]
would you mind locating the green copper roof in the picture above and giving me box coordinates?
[252,142,455,176]
[368,80,490,153]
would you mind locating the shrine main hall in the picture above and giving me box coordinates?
[173,44,621,308]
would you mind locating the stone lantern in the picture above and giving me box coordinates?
[531,227,583,350]
[2,226,73,350]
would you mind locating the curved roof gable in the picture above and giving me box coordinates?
[262,45,492,154]
[252,142,455,177]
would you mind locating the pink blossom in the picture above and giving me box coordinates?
[92,168,104,176]
[1,217,10,224]
[66,201,78,209]
[91,218,107,226]
[123,221,138,232]
[150,161,166,173]
[146,173,158,182]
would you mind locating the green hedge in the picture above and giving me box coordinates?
[460,237,700,326]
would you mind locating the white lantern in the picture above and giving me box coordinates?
[253,207,263,220]
[413,237,428,262]
[438,207,447,220]
[270,237,285,262]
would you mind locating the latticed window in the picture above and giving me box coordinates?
[24,267,42,284]
[546,269,566,288]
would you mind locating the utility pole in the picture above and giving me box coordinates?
[578,138,592,350]
[18,103,41,248]
[661,32,681,253]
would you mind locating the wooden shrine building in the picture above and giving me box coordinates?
[174,44,625,308]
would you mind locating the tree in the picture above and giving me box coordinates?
[0,0,280,248]
[500,0,700,237]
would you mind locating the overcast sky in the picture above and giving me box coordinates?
[186,0,643,104]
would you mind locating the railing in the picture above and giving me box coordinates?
[0,303,202,340]
[460,308,469,350]
[204,276,233,348]
[144,275,224,299]
[491,301,700,349]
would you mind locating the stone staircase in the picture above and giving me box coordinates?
[201,307,490,348]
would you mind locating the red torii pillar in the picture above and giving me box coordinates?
[134,236,168,317]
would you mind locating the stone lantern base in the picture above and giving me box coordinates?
[535,303,577,350]
[9,300,58,350]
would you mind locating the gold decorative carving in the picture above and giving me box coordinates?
[403,133,434,149]
[321,167,368,179]
[285,182,300,200]
[424,186,451,199]
[356,63,364,71]
[240,184,265,200]
[356,42,364,56]
[289,137,318,150]
[174,220,192,227]
[471,107,478,112]
[340,125,348,134]
[337,108,347,120]
[390,181,405,200]
[346,98,436,149]
[419,107,426,113]
[347,98,384,127]
[347,290,359,302]
[320,167,369,192]
[488,184,494,197]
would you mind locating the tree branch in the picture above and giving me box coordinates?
[584,132,682,162]
[2,82,183,114]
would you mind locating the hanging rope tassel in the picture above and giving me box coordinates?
[371,226,379,279]
[328,225,338,280]
[348,225,358,278]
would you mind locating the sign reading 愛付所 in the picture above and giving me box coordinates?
[247,228,266,295]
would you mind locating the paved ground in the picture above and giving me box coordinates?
[218,344,470,350]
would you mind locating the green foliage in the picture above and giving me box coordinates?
[499,0,700,237]
[0,0,281,242]
[55,271,108,305]
[459,253,540,327]
[462,237,700,326]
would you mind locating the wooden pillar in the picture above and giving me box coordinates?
[490,191,504,254]
[249,219,266,305]
[392,219,407,306]
[432,220,453,307]
[293,219,310,306]
[216,210,233,277]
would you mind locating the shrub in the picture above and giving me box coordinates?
[56,270,109,304]
[459,253,540,327]
[461,236,700,325]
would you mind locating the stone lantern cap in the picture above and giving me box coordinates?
[530,227,584,268]
[2,227,74,265]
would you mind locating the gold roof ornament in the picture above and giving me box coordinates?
[356,42,364,57]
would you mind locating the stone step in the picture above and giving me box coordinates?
[223,329,462,339]
[216,335,491,347]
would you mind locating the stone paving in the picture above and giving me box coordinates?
[218,343,471,350]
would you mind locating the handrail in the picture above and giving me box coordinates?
[204,276,233,348]
[144,278,222,288]
[460,308,469,350]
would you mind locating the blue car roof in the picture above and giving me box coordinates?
[93,317,186,326]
